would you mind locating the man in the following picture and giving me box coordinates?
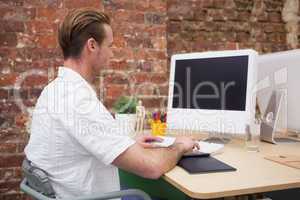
[24,8,198,199]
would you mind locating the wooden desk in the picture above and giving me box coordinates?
[163,137,300,199]
[120,132,300,199]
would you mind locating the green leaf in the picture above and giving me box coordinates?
[112,96,138,114]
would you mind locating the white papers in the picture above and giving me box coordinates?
[183,141,224,157]
[151,136,176,147]
[196,141,224,154]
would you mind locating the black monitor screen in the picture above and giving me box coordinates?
[172,56,248,111]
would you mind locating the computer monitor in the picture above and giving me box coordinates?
[257,49,300,134]
[167,49,258,135]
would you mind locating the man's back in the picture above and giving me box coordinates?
[25,67,135,199]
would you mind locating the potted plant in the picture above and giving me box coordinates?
[112,96,138,136]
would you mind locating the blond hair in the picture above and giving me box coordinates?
[58,8,110,59]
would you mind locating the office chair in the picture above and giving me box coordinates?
[20,159,151,200]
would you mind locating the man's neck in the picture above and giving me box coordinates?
[63,58,94,84]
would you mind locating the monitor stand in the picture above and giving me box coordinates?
[259,90,299,144]
[260,90,283,144]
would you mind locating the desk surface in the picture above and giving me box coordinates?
[163,132,300,199]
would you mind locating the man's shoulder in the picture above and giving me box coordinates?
[37,78,61,101]
[37,76,99,111]
[40,76,88,97]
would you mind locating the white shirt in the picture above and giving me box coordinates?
[25,67,135,199]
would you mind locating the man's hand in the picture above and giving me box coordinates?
[174,136,199,153]
[114,135,199,179]
[135,135,163,148]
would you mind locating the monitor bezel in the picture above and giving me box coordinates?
[167,49,258,134]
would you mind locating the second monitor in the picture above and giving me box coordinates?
[167,49,258,135]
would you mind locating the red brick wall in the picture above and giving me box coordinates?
[101,0,168,109]
[167,0,288,55]
[299,0,300,48]
[0,0,298,199]
[0,0,167,199]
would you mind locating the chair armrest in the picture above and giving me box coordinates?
[20,179,55,200]
[69,189,152,200]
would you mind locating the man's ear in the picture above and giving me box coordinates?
[86,38,98,52]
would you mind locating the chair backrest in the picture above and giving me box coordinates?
[22,158,56,198]
[21,159,152,200]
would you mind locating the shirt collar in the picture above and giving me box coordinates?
[57,66,97,95]
[58,66,84,80]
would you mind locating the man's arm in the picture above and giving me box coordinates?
[112,137,196,179]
